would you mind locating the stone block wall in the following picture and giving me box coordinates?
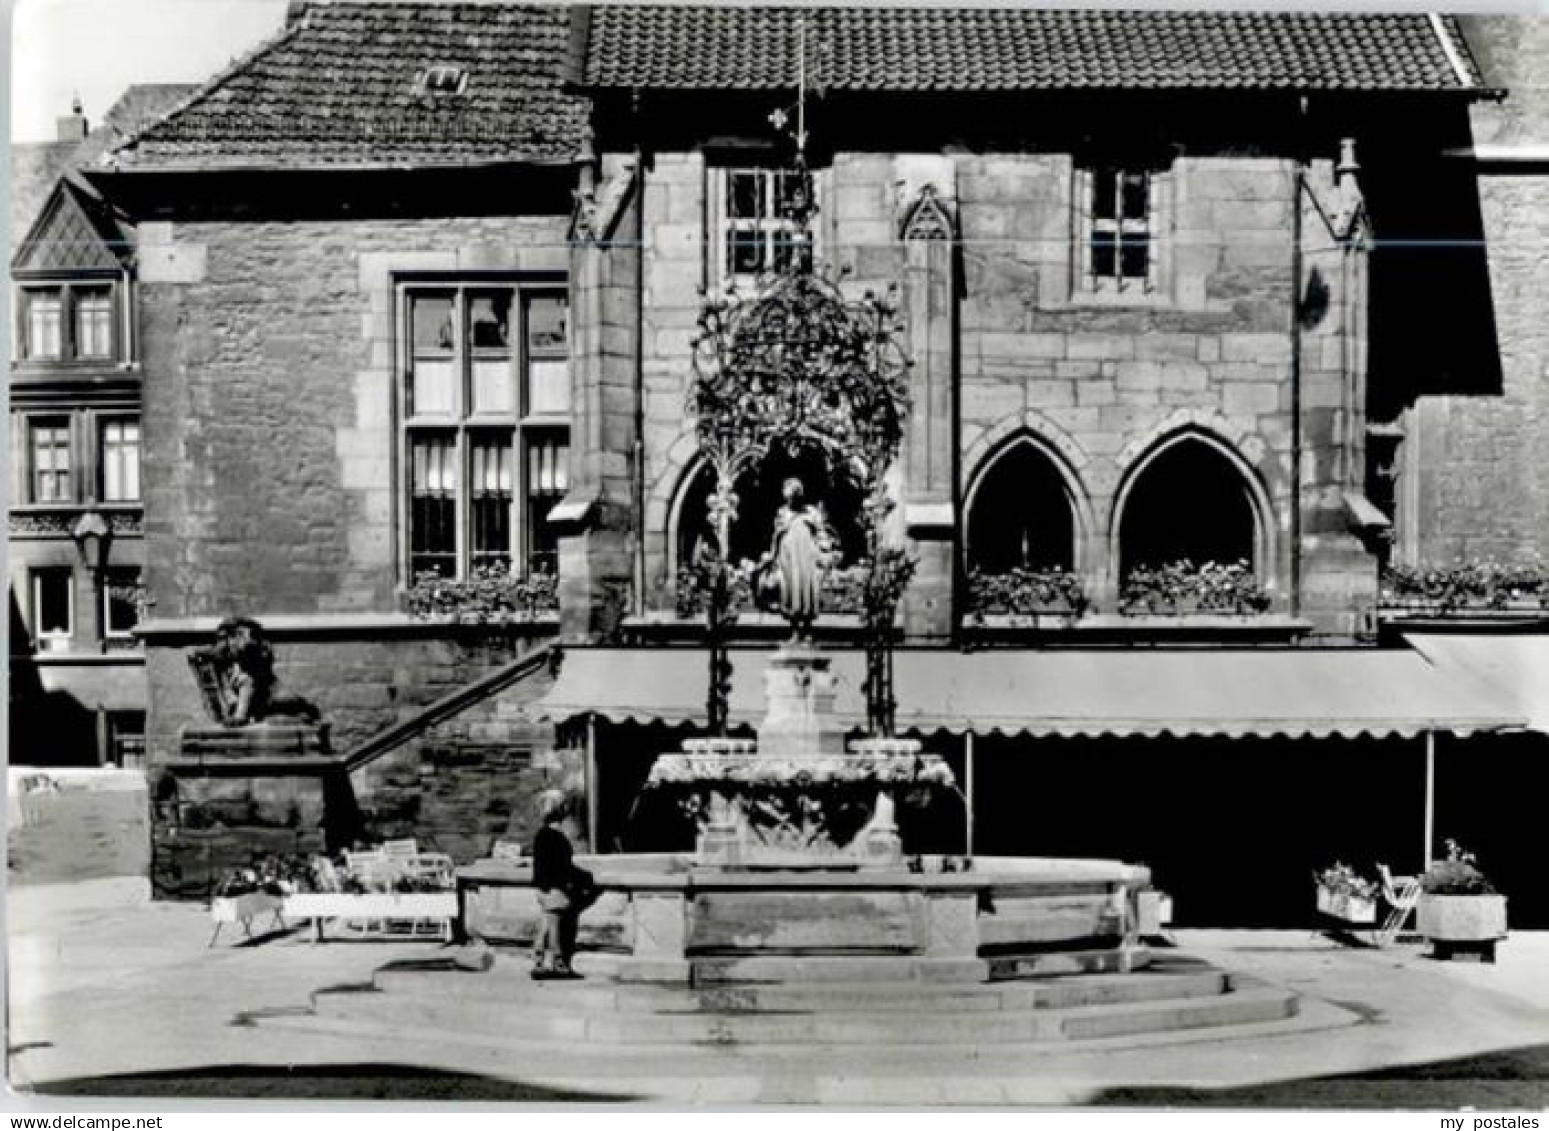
[954,153,1304,617]
[135,208,576,877]
[137,213,569,620]
[350,655,579,863]
[144,630,552,765]
[638,151,710,605]
[146,632,564,896]
[1402,17,1549,564]
[560,155,643,640]
[628,144,1378,635]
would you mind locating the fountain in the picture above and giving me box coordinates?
[453,241,1165,986]
[457,490,1157,986]
[648,523,956,870]
[254,120,1317,1067]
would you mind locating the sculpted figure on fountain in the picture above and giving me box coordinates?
[755,476,836,645]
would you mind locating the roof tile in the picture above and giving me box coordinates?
[114,3,588,169]
[579,7,1486,94]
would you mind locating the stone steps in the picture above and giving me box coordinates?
[306,980,1296,1047]
[371,960,1229,1015]
[252,934,1314,1058]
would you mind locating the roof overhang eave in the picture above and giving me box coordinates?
[574,81,1501,99]
[83,154,580,179]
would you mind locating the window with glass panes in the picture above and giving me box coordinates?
[19,284,118,361]
[1083,166,1156,290]
[74,286,114,358]
[30,417,72,502]
[109,712,147,769]
[719,168,815,281]
[403,284,569,580]
[105,567,142,638]
[24,288,63,360]
[31,568,72,648]
[100,417,140,502]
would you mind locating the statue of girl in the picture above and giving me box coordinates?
[757,477,833,643]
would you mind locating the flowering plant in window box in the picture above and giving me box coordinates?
[405,561,559,623]
[1314,862,1379,924]
[820,564,871,616]
[673,560,874,619]
[1380,558,1546,613]
[1417,840,1507,959]
[209,853,315,930]
[1119,559,1271,616]
[966,567,1089,620]
[674,557,755,621]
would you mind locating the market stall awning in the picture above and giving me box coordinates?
[1405,634,1549,735]
[532,646,1524,739]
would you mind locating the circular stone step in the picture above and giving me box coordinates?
[297,951,1297,1049]
[293,980,1299,1048]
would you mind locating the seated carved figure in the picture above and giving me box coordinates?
[189,617,320,727]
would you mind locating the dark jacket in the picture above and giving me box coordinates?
[532,823,574,892]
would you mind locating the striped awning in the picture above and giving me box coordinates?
[532,646,1523,740]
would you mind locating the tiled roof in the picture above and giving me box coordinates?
[101,85,205,145]
[112,2,588,169]
[578,7,1487,94]
[10,85,197,245]
[11,142,79,246]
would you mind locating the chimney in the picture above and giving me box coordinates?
[56,95,88,142]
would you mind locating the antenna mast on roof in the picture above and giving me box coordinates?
[769,14,821,169]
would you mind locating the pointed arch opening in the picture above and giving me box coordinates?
[1113,431,1274,613]
[673,447,868,575]
[964,437,1080,576]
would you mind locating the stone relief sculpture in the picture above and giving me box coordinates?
[188,616,320,727]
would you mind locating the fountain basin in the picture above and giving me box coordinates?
[460,853,1153,985]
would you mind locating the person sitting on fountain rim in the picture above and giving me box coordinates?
[530,790,597,980]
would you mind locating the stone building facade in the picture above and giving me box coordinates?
[561,7,1480,643]
[72,4,1548,918]
[1382,15,1549,565]
[87,3,589,887]
[9,86,196,768]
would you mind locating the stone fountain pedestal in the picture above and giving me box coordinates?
[647,644,951,871]
[461,643,1155,986]
[757,646,847,760]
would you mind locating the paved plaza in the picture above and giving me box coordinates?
[6,881,1549,1107]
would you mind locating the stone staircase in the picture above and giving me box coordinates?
[254,948,1307,1055]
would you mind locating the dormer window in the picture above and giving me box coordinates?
[416,65,468,96]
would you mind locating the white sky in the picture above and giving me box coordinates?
[10,0,288,143]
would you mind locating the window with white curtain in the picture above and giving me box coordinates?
[401,282,569,579]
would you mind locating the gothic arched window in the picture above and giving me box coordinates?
[964,440,1077,575]
[675,447,867,573]
[1118,437,1259,580]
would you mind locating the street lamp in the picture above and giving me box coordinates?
[71,511,112,652]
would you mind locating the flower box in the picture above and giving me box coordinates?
[1138,890,1174,936]
[208,891,285,945]
[1416,894,1507,944]
[966,568,1088,621]
[1316,884,1378,924]
[282,892,459,942]
[210,891,283,923]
